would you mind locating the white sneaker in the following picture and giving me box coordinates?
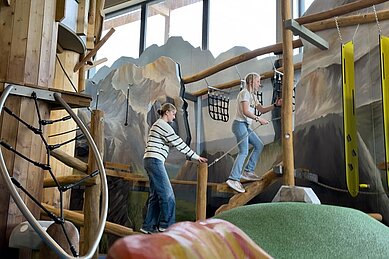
[140,228,153,234]
[226,179,245,193]
[241,171,260,181]
[158,227,166,232]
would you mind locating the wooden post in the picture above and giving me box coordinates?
[196,162,208,220]
[82,110,104,258]
[281,0,295,186]
[78,54,86,92]
[39,221,79,259]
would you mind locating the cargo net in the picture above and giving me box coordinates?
[207,88,230,122]
[254,91,264,116]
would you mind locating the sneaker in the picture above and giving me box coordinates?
[139,228,154,234]
[226,179,245,193]
[158,227,166,232]
[241,171,260,181]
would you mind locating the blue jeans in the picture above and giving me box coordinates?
[229,120,264,181]
[142,157,176,231]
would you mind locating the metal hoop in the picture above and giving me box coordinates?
[0,85,108,259]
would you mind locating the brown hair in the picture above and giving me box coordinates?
[157,103,177,116]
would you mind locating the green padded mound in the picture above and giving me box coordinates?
[214,202,389,258]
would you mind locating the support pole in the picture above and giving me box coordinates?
[196,162,208,220]
[281,0,295,186]
[82,110,104,258]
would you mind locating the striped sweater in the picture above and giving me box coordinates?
[144,119,200,162]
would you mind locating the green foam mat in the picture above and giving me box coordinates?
[214,202,389,258]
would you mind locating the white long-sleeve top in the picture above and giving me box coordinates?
[143,119,200,162]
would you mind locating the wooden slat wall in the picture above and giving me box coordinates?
[0,0,57,88]
[5,99,49,254]
[25,0,45,86]
[0,2,14,83]
[6,0,31,84]
[44,51,79,209]
[0,96,21,250]
[39,0,57,87]
[0,0,58,252]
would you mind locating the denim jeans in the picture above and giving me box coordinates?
[142,157,176,231]
[229,120,264,181]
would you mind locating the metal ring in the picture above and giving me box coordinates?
[0,85,108,259]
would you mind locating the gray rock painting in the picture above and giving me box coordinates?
[295,0,389,224]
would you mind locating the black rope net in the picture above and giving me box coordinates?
[207,88,230,122]
[254,91,264,116]
[0,92,100,257]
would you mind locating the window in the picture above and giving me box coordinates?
[145,0,203,49]
[209,0,276,58]
[95,6,141,70]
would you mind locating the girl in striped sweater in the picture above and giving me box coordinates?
[140,103,207,234]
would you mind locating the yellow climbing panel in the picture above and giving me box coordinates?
[341,41,359,197]
[380,35,389,188]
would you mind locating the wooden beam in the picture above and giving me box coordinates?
[182,39,302,85]
[86,0,97,49]
[51,149,88,173]
[47,87,92,109]
[150,2,170,17]
[281,0,295,186]
[77,0,89,36]
[43,175,96,188]
[94,0,106,43]
[305,8,389,32]
[73,27,115,72]
[42,203,136,237]
[104,161,131,172]
[190,62,302,97]
[295,0,389,25]
[85,58,108,70]
[215,170,281,215]
[82,110,104,257]
[196,163,208,220]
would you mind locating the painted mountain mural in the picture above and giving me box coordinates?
[75,0,389,230]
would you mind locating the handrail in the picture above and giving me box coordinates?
[182,39,303,84]
[295,0,389,25]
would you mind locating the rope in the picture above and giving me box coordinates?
[335,16,360,43]
[334,16,343,44]
[314,181,386,195]
[208,116,281,168]
[352,24,360,42]
[234,65,245,90]
[373,5,382,35]
[56,54,78,93]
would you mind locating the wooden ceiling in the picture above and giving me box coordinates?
[104,0,143,10]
